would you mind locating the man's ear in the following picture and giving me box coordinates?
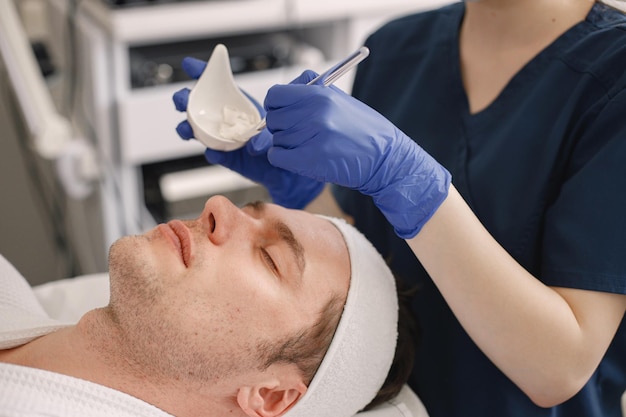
[236,377,307,417]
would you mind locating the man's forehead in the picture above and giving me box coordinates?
[245,201,344,241]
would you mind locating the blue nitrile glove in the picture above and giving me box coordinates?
[172,58,324,209]
[264,70,451,238]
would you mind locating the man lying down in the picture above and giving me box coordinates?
[0,195,426,417]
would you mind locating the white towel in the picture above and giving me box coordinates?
[0,255,71,349]
[0,254,171,416]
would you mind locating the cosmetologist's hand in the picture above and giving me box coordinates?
[264,70,451,237]
[172,58,324,209]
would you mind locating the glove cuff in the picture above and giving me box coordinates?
[373,164,451,238]
[373,168,451,239]
[365,131,452,238]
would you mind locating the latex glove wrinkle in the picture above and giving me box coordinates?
[265,73,451,237]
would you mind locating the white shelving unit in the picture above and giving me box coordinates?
[45,0,452,260]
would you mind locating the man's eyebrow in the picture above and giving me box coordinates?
[273,220,306,278]
[243,201,306,278]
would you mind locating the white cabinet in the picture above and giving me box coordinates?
[46,0,452,259]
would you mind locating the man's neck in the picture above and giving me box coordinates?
[0,309,245,417]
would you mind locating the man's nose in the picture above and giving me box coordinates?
[199,195,256,245]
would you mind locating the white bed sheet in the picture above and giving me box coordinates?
[33,273,110,323]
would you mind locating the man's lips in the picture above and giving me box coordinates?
[159,220,191,267]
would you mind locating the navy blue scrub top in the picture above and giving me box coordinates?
[334,2,626,417]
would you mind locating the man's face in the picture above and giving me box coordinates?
[106,196,350,383]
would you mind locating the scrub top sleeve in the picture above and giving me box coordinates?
[541,86,626,294]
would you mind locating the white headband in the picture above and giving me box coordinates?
[285,216,399,417]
